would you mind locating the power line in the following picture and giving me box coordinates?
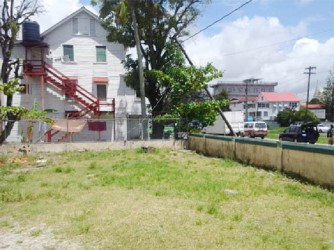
[182,0,253,42]
[222,28,334,57]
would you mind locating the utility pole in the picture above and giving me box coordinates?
[245,81,248,121]
[174,39,235,136]
[304,66,316,120]
[130,2,148,140]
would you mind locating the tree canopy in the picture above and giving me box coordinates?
[321,67,334,121]
[92,0,224,137]
[275,107,319,127]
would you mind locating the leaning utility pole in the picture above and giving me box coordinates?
[174,39,235,136]
[304,66,316,120]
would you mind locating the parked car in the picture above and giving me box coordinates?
[242,121,268,139]
[317,123,331,133]
[279,122,319,144]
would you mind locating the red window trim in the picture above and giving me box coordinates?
[92,77,108,83]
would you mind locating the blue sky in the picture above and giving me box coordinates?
[198,0,333,42]
[34,0,334,99]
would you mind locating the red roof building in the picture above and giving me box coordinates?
[257,92,300,103]
[300,104,326,119]
[300,104,325,109]
[230,92,301,121]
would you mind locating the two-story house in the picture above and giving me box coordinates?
[254,92,300,121]
[3,7,143,143]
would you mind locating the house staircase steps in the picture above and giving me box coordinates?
[23,60,114,142]
[41,62,101,142]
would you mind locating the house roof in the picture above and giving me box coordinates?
[41,6,100,37]
[257,92,300,102]
[300,104,325,109]
[231,96,258,103]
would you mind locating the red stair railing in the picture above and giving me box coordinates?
[24,60,115,142]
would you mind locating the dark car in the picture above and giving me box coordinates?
[279,123,319,144]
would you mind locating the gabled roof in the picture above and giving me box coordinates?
[257,92,300,102]
[41,6,100,37]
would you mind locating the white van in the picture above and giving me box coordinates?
[242,121,268,139]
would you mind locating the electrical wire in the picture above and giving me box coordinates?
[182,0,254,42]
[150,1,254,113]
[222,28,334,56]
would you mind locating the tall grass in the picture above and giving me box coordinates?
[0,149,333,249]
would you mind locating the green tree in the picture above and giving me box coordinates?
[0,78,27,141]
[309,98,322,104]
[275,107,319,127]
[0,80,54,142]
[92,0,214,137]
[275,108,295,127]
[321,68,334,121]
[214,88,230,111]
[22,99,55,143]
[0,0,42,143]
[294,108,319,124]
[150,61,226,130]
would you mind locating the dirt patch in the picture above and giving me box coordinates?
[0,225,80,249]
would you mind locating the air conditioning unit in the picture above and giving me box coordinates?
[62,55,70,62]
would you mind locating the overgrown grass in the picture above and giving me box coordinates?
[0,149,333,249]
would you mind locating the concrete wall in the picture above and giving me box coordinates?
[188,134,334,188]
[0,140,186,156]
[234,138,282,171]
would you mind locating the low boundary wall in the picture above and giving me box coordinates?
[0,140,185,155]
[188,134,334,188]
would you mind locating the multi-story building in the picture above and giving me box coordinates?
[228,91,300,122]
[212,78,300,122]
[212,78,278,120]
[211,78,278,100]
[2,7,143,143]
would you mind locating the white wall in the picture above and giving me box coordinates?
[4,9,141,143]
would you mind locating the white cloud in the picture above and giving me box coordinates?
[185,16,334,99]
[29,2,333,99]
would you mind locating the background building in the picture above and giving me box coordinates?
[212,78,301,123]
[211,78,278,99]
[255,92,300,121]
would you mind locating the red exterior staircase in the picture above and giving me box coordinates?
[23,60,115,142]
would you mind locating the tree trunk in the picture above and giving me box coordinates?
[149,92,164,139]
[0,120,15,144]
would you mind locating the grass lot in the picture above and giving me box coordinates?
[267,127,328,144]
[0,149,333,249]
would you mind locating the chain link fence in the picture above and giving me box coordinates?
[1,117,188,144]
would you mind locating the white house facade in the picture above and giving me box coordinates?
[2,7,143,143]
[253,92,300,121]
[229,92,300,122]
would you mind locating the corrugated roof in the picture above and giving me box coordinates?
[257,92,300,102]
